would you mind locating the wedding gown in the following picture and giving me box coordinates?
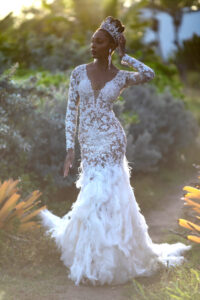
[39,54,191,286]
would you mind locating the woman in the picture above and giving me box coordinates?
[40,16,191,286]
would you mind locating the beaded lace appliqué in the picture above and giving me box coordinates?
[65,54,155,169]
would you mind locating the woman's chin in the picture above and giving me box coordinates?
[91,52,98,58]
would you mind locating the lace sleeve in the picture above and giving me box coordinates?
[121,54,155,87]
[65,68,80,151]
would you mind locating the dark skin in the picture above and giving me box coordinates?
[63,29,126,178]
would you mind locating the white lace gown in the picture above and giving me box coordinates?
[39,54,191,286]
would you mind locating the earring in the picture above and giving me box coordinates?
[108,48,112,70]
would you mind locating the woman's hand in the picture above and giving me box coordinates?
[117,33,126,59]
[63,148,75,177]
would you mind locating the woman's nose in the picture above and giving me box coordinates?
[91,42,96,49]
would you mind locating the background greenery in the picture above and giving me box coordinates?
[1,0,200,202]
[0,0,200,298]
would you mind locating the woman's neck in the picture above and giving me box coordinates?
[93,57,113,71]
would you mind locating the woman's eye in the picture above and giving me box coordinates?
[91,38,103,45]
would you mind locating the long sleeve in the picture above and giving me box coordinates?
[65,68,80,151]
[121,53,155,87]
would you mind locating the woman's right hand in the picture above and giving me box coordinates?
[117,33,126,59]
[63,148,75,177]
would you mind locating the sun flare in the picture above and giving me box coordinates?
[0,0,42,18]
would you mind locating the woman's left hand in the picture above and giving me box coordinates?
[117,33,126,58]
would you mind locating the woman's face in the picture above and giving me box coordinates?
[90,29,114,59]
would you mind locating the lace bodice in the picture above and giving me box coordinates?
[65,54,155,168]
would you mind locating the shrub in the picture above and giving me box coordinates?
[0,65,75,200]
[175,34,200,74]
[114,85,199,172]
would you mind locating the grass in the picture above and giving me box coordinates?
[125,244,200,300]
[0,227,69,300]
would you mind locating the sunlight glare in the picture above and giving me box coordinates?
[124,0,141,7]
[0,0,41,18]
[191,5,198,10]
[124,0,131,7]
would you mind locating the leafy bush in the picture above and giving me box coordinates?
[0,10,90,72]
[150,59,184,99]
[114,85,199,172]
[0,2,185,101]
[175,34,200,74]
[0,65,74,202]
[186,71,200,89]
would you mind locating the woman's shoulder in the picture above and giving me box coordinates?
[69,64,86,82]
[72,63,86,74]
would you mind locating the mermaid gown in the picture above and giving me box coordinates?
[39,54,191,286]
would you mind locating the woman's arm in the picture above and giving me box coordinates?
[117,33,155,87]
[65,68,80,151]
[64,68,79,177]
[121,54,155,86]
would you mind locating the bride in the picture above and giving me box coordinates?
[39,16,191,286]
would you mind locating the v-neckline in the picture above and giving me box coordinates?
[84,64,120,103]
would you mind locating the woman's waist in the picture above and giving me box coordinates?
[78,122,125,141]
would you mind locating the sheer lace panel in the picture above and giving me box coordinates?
[121,54,155,87]
[65,54,155,168]
[85,65,120,104]
[65,68,80,150]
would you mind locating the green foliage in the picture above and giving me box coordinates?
[114,84,198,172]
[121,111,140,125]
[183,88,200,125]
[150,59,184,99]
[0,8,90,71]
[13,68,67,87]
[0,0,188,99]
[175,34,200,73]
[186,71,200,89]
[129,245,200,300]
[0,64,72,203]
[131,268,200,300]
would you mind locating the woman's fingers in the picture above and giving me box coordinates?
[63,157,73,177]
[119,34,126,46]
[64,164,69,177]
[63,150,74,177]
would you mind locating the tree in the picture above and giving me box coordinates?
[148,0,200,49]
